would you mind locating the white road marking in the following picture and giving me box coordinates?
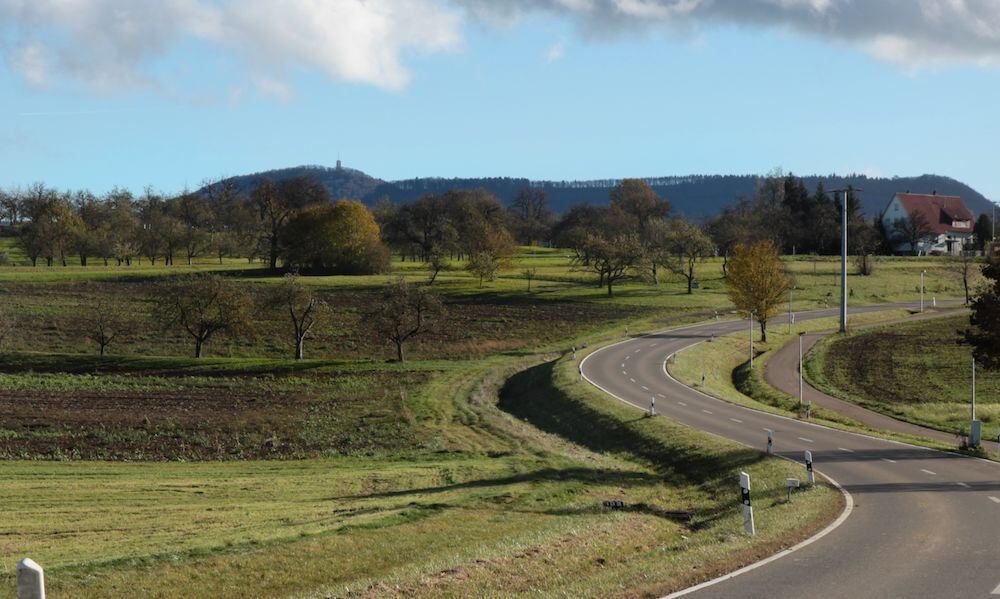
[625,355,630,361]
[838,447,854,453]
[729,418,743,424]
[621,363,625,368]
[633,349,641,354]
[956,482,970,488]
[649,343,658,348]
[641,386,650,391]
[657,393,666,398]
[630,378,636,383]
[622,371,628,376]
[991,581,1000,595]
[797,437,814,443]
[702,409,714,415]
[677,401,687,406]
[990,497,1000,505]
[921,469,937,476]
[881,458,897,464]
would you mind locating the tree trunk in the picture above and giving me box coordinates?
[760,319,768,343]
[269,235,279,270]
[100,344,106,357]
[295,337,304,360]
[396,341,405,362]
[195,339,204,358]
[686,275,693,294]
[651,262,659,285]
[607,279,614,297]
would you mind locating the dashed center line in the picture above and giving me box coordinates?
[625,355,631,361]
[622,371,627,376]
[838,447,854,453]
[921,469,937,476]
[797,437,814,443]
[649,343,658,348]
[641,386,650,391]
[956,482,970,488]
[881,458,897,464]
[657,393,666,398]
[633,349,641,354]
[677,401,688,407]
[621,363,625,368]
[629,378,636,383]
[702,409,714,415]
[729,418,743,424]
[990,497,1000,505]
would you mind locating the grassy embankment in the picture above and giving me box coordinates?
[807,314,1000,442]
[0,243,955,596]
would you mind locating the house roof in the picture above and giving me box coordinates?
[894,193,974,236]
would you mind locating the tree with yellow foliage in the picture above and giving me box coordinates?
[727,240,791,342]
[282,200,389,274]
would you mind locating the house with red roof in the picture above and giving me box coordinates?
[881,192,975,255]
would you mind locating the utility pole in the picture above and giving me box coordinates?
[788,286,794,334]
[749,312,754,369]
[920,270,927,312]
[798,332,805,410]
[830,188,857,333]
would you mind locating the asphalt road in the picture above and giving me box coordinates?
[581,304,1000,598]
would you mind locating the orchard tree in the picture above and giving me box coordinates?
[727,240,791,342]
[254,177,330,270]
[663,217,714,294]
[369,279,445,362]
[80,297,131,356]
[579,232,644,297]
[465,230,516,287]
[156,274,255,358]
[269,274,326,360]
[282,200,389,274]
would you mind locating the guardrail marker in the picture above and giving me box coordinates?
[740,472,755,536]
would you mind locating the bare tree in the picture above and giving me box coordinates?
[81,297,131,356]
[522,267,537,292]
[269,274,325,360]
[954,246,979,305]
[893,211,933,256]
[663,217,714,294]
[156,274,255,358]
[369,279,445,362]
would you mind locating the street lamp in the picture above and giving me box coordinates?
[749,311,754,369]
[829,188,859,333]
[798,332,805,410]
[920,270,927,312]
[788,285,796,333]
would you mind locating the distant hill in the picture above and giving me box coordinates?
[207,165,992,219]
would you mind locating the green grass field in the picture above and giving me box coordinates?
[0,240,972,596]
[807,314,1000,441]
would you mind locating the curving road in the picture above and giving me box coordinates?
[581,304,1000,598]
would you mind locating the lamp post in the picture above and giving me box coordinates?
[788,286,795,334]
[749,312,754,369]
[798,332,805,410]
[920,270,927,312]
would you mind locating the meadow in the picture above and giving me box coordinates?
[807,314,999,441]
[0,235,975,596]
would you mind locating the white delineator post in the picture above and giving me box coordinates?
[805,450,815,485]
[766,429,773,455]
[650,396,656,416]
[740,472,755,536]
[17,558,44,599]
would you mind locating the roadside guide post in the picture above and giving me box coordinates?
[649,396,656,417]
[805,450,814,485]
[740,472,755,536]
[766,429,773,455]
[17,558,44,599]
[971,357,982,447]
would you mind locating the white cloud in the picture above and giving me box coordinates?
[0,0,462,95]
[5,0,1000,98]
[451,0,1000,69]
[546,40,567,61]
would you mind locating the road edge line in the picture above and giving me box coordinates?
[661,469,854,599]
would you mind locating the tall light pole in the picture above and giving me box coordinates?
[788,286,795,334]
[830,188,857,333]
[920,270,927,312]
[798,332,805,409]
[749,312,754,369]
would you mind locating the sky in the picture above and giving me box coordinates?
[2,0,1000,199]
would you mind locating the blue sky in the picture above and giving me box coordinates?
[2,1,1000,200]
